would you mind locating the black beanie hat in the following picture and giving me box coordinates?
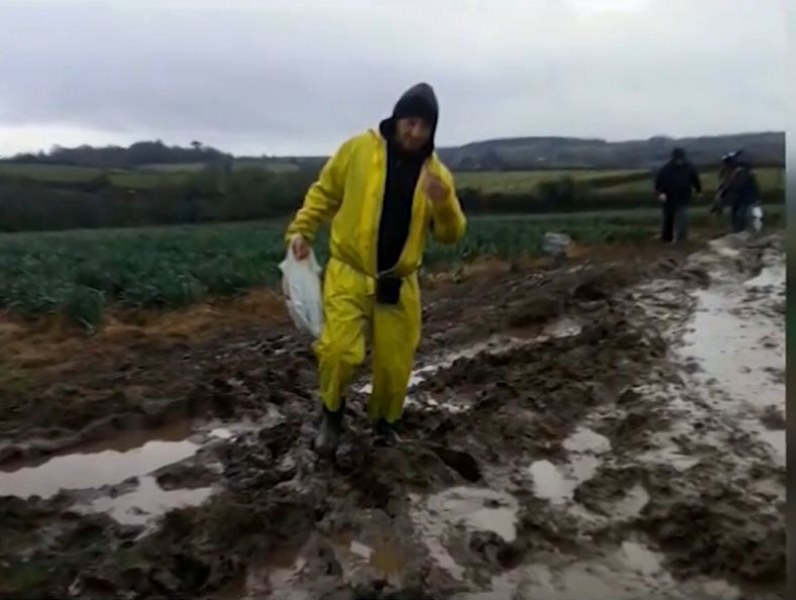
[671,147,686,160]
[392,83,439,127]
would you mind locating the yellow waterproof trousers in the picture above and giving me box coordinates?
[314,257,421,423]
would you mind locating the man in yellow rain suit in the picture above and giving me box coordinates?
[285,83,466,455]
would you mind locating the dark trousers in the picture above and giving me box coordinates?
[730,201,751,233]
[661,203,688,242]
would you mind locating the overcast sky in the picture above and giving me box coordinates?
[0,0,786,157]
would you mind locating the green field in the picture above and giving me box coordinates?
[597,167,784,194]
[0,160,297,187]
[455,167,784,196]
[137,162,208,172]
[455,169,645,194]
[0,163,111,182]
[0,206,783,329]
[1,162,783,198]
[0,163,189,189]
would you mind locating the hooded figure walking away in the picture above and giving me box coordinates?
[654,148,702,243]
[285,83,467,456]
[716,151,760,233]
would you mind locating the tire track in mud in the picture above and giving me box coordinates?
[0,237,784,599]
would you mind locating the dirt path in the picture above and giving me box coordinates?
[0,235,784,599]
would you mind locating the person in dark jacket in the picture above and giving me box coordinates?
[654,148,702,243]
[717,151,760,233]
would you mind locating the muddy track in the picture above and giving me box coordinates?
[0,235,785,599]
[0,248,661,460]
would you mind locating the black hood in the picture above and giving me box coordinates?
[379,83,438,158]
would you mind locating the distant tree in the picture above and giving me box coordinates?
[4,140,234,169]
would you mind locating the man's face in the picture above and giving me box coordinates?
[395,117,432,153]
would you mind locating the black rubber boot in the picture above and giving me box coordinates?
[374,419,400,447]
[314,405,344,457]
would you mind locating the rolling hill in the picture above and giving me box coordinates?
[2,132,783,174]
[434,132,784,171]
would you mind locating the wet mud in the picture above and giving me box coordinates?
[0,234,785,599]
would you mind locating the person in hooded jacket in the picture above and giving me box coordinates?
[654,147,702,243]
[285,83,467,456]
[717,151,760,233]
[711,153,737,217]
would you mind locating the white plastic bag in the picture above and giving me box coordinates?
[542,232,572,258]
[750,205,763,234]
[278,244,324,338]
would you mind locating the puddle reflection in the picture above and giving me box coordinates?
[0,422,198,499]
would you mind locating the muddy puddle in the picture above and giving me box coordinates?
[89,476,215,527]
[676,241,786,464]
[0,421,200,498]
[453,543,748,600]
[221,543,313,600]
[411,486,520,581]
[0,420,243,529]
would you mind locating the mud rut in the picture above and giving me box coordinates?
[0,234,785,600]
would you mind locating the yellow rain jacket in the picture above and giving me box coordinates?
[285,128,466,422]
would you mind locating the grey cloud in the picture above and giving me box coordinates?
[0,0,786,155]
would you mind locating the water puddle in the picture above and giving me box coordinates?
[455,538,744,600]
[406,393,470,414]
[706,235,743,259]
[563,427,611,454]
[682,288,784,409]
[538,317,583,340]
[529,454,602,505]
[232,544,312,600]
[752,425,785,461]
[0,422,200,499]
[612,483,650,518]
[411,487,519,580]
[209,427,234,440]
[636,446,699,471]
[618,540,663,576]
[679,278,785,463]
[88,476,213,526]
[526,426,610,504]
[432,487,519,542]
[744,264,785,291]
[528,460,571,503]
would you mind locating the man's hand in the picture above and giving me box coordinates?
[423,166,450,203]
[290,234,310,260]
[658,193,667,203]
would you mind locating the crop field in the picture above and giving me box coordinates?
[0,162,189,188]
[0,206,783,329]
[454,169,646,194]
[0,163,112,182]
[596,166,784,195]
[137,162,209,172]
[1,162,784,202]
[455,167,784,196]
